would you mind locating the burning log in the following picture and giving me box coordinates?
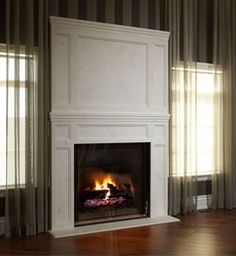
[107,183,116,190]
[81,182,134,210]
[79,172,135,210]
[81,189,108,200]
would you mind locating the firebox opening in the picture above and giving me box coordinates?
[74,143,150,226]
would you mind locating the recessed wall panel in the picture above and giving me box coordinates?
[54,148,71,223]
[151,145,167,217]
[52,34,71,109]
[149,45,166,110]
[72,36,147,109]
[77,124,148,142]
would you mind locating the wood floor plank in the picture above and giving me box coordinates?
[1,209,236,255]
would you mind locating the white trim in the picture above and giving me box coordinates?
[50,16,170,40]
[50,112,170,123]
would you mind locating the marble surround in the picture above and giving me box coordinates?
[50,17,178,237]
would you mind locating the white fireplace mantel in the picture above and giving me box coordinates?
[50,16,178,238]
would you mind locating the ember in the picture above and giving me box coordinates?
[84,197,126,208]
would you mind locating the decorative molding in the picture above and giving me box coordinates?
[153,124,167,145]
[55,124,71,141]
[50,112,170,123]
[50,16,170,40]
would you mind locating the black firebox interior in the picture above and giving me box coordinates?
[74,142,150,226]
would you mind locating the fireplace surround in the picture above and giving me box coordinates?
[50,17,178,237]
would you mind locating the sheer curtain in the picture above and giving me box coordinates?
[168,0,236,215]
[0,0,49,236]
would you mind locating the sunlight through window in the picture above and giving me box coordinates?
[0,50,33,186]
[172,63,223,176]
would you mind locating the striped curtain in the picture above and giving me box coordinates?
[0,0,235,237]
[47,0,236,214]
[0,0,49,237]
[48,0,166,30]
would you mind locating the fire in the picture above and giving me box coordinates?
[94,175,116,190]
[94,175,116,200]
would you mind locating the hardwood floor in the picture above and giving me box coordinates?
[1,209,236,255]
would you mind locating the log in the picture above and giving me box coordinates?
[81,189,108,201]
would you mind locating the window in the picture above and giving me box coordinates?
[171,63,223,176]
[0,48,36,186]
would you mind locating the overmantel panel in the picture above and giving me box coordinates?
[71,35,148,109]
[50,16,169,114]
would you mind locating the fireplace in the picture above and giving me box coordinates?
[74,143,150,225]
[50,17,178,237]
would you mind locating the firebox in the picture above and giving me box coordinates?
[74,142,150,226]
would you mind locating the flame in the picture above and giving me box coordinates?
[94,175,116,190]
[94,175,116,200]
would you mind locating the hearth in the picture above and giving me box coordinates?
[74,143,150,225]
